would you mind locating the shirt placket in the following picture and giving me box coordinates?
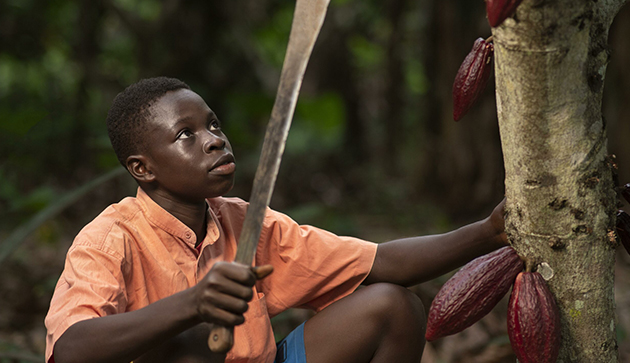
[196,222,220,283]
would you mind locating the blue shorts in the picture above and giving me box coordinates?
[274,322,307,363]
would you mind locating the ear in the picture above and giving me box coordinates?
[126,155,156,183]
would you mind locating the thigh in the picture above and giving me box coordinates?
[302,283,426,363]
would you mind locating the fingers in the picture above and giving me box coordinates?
[196,291,250,326]
[194,262,273,326]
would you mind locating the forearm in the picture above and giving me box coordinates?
[53,288,202,363]
[364,217,507,286]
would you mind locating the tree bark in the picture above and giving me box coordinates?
[493,0,627,361]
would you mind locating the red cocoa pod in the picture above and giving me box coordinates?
[486,0,524,27]
[425,246,523,341]
[617,210,630,254]
[508,271,561,363]
[622,183,630,204]
[452,37,494,121]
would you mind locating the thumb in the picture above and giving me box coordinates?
[251,264,274,280]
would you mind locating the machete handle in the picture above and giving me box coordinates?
[207,265,274,353]
[208,326,233,353]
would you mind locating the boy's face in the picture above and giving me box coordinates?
[136,88,235,202]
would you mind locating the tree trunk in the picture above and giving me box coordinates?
[493,0,627,361]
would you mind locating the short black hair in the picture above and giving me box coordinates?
[107,76,191,167]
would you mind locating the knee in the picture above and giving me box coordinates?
[361,283,426,336]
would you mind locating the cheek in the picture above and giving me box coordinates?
[224,138,234,154]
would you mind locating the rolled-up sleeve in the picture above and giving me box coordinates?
[45,243,127,362]
[254,208,378,317]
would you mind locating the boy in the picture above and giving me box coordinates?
[45,77,507,363]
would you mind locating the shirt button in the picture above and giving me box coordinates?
[185,232,192,239]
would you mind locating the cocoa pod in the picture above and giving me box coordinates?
[486,0,524,27]
[622,183,630,204]
[508,271,561,363]
[452,37,494,121]
[425,246,523,341]
[617,210,630,254]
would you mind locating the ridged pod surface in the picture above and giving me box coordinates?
[452,37,494,121]
[617,210,630,254]
[507,271,561,363]
[622,184,630,204]
[426,246,523,341]
[486,0,524,27]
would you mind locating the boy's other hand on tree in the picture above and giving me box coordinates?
[486,198,508,248]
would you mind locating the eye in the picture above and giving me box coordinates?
[209,119,221,131]
[177,129,194,139]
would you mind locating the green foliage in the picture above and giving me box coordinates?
[254,5,294,68]
[0,0,448,268]
[286,92,345,155]
[348,35,384,71]
[405,58,429,95]
[113,0,161,21]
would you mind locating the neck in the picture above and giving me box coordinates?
[143,188,208,242]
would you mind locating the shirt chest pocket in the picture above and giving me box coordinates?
[226,293,276,363]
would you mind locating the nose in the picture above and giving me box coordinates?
[203,132,226,153]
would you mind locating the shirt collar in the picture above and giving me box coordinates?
[135,187,220,247]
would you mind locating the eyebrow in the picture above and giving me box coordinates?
[172,110,217,128]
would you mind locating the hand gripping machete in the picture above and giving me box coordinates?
[207,0,331,353]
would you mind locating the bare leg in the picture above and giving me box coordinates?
[303,283,426,363]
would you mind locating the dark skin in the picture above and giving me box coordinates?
[53,89,507,363]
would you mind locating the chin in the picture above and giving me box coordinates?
[210,179,235,198]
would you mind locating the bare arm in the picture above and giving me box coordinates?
[364,199,507,286]
[53,262,267,363]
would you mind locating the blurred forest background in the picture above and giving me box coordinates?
[1,0,630,362]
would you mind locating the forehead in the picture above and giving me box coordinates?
[149,89,212,127]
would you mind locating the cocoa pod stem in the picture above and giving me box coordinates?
[525,259,535,273]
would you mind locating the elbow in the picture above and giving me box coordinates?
[52,328,89,363]
[52,335,79,363]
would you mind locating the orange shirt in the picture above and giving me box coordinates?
[45,188,377,363]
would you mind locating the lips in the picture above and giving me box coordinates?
[209,153,236,174]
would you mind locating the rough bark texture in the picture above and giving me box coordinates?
[493,0,627,361]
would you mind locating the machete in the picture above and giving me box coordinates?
[208,0,331,353]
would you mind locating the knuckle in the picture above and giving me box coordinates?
[203,273,221,287]
[210,261,230,275]
[197,305,216,323]
[243,289,254,302]
[231,315,245,326]
[238,300,249,314]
